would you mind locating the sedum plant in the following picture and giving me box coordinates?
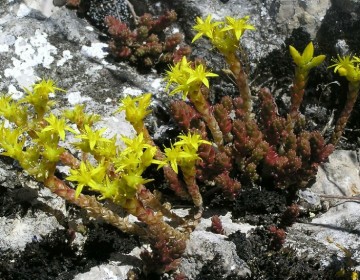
[328,55,360,145]
[0,79,211,273]
[0,13,358,277]
[105,10,191,69]
[165,14,335,195]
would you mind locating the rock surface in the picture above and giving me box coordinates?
[288,149,360,273]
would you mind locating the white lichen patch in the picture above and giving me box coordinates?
[81,42,108,62]
[73,264,134,280]
[66,91,92,105]
[0,34,15,48]
[0,44,9,52]
[4,29,57,88]
[56,50,73,67]
[98,113,136,146]
[16,3,31,18]
[23,0,58,18]
[150,78,162,90]
[122,87,143,97]
[7,84,24,99]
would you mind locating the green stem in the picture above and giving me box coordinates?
[45,175,146,236]
[125,198,188,270]
[189,89,224,148]
[290,70,308,118]
[331,82,359,145]
[137,186,186,226]
[181,165,203,228]
[224,52,252,114]
[141,125,191,200]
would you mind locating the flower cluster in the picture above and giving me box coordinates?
[161,132,211,174]
[116,93,152,132]
[0,79,211,273]
[328,55,360,144]
[192,15,255,54]
[329,55,360,84]
[166,16,336,195]
[165,56,218,100]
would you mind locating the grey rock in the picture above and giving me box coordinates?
[23,0,59,18]
[180,230,250,279]
[172,0,331,61]
[335,39,351,55]
[176,213,254,279]
[74,264,131,280]
[73,261,140,280]
[0,160,21,189]
[287,201,360,269]
[298,189,322,213]
[195,212,256,236]
[53,0,67,7]
[311,150,360,205]
[287,150,360,270]
[0,211,61,251]
[275,0,331,37]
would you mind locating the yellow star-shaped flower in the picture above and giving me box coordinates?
[192,15,222,43]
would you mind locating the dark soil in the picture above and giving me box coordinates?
[0,220,138,280]
[228,229,337,280]
[0,180,139,280]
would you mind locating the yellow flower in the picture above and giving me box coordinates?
[163,143,183,173]
[0,95,27,126]
[21,79,64,118]
[329,55,360,83]
[115,133,159,174]
[122,173,153,189]
[222,16,255,40]
[63,104,100,129]
[115,152,141,173]
[42,114,76,140]
[162,132,211,173]
[211,25,238,54]
[42,143,64,162]
[67,161,107,198]
[192,15,222,43]
[165,57,218,99]
[0,125,25,160]
[165,56,192,90]
[117,93,152,129]
[93,137,117,159]
[121,133,151,157]
[174,131,211,151]
[186,64,219,88]
[98,176,120,200]
[140,145,157,168]
[289,42,325,71]
[329,55,353,74]
[32,79,65,96]
[75,125,111,151]
[352,56,360,63]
